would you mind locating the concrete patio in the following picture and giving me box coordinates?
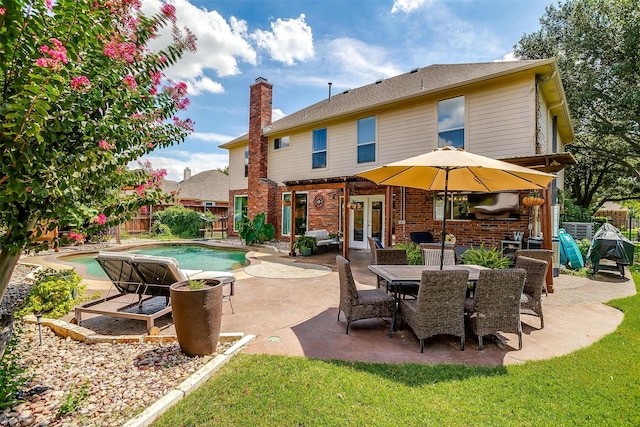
[26,243,636,366]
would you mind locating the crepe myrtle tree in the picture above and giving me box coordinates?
[0,0,197,301]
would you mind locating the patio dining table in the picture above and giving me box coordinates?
[368,264,490,334]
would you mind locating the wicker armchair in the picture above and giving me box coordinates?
[336,255,395,334]
[515,256,548,329]
[399,269,469,352]
[422,248,455,266]
[464,268,526,350]
[515,249,553,295]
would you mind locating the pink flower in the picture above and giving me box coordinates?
[0,8,6,15]
[35,38,68,68]
[140,206,148,214]
[136,184,147,196]
[103,40,137,63]
[70,76,91,92]
[94,213,107,225]
[177,98,190,110]
[123,75,137,90]
[45,0,53,11]
[173,116,195,132]
[147,142,154,148]
[68,232,85,242]
[161,3,177,22]
[151,71,162,85]
[98,140,113,150]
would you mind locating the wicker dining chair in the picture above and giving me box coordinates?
[515,256,548,329]
[374,248,418,297]
[422,248,456,266]
[515,249,553,296]
[368,236,383,262]
[399,269,469,352]
[336,255,395,334]
[464,268,526,350]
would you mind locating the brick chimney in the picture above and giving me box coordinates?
[247,77,276,221]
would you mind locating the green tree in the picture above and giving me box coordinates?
[0,0,196,301]
[514,0,640,208]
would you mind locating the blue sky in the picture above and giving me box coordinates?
[138,0,554,181]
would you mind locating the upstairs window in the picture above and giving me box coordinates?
[438,96,465,149]
[357,116,376,163]
[274,136,290,149]
[244,145,249,178]
[312,128,327,169]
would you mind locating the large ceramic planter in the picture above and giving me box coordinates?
[170,279,223,357]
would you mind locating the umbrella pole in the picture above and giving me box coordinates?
[440,168,450,270]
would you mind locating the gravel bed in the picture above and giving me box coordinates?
[0,263,230,427]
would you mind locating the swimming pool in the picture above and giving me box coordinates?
[63,244,248,279]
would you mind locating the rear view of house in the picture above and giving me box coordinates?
[221,59,575,255]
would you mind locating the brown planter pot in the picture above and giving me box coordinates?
[170,279,223,357]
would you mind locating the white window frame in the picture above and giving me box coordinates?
[274,136,290,150]
[437,96,465,149]
[312,128,327,169]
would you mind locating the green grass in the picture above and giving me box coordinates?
[154,271,640,426]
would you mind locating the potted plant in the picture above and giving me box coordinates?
[329,232,340,243]
[523,190,544,207]
[169,278,223,357]
[292,235,318,256]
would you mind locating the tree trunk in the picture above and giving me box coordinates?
[0,249,21,305]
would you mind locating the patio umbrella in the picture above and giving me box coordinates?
[356,146,556,268]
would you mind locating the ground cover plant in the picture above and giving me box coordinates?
[154,271,640,426]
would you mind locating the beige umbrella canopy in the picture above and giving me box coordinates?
[356,146,556,268]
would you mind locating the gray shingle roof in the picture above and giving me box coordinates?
[161,170,229,203]
[222,59,555,146]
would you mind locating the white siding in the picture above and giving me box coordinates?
[466,77,536,158]
[228,145,248,191]
[268,104,436,183]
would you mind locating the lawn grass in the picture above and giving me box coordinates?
[154,271,640,426]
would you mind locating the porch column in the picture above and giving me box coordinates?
[385,186,393,247]
[343,185,350,259]
[541,186,554,292]
[289,190,296,256]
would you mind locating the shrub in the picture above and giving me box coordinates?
[15,269,89,319]
[154,206,203,238]
[236,213,275,244]
[461,244,512,269]
[393,242,422,265]
[149,222,173,237]
[577,238,592,258]
[0,325,30,410]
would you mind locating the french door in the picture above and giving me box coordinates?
[349,195,384,249]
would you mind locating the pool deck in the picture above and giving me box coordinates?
[19,239,636,366]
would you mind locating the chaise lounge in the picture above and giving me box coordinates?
[74,252,235,331]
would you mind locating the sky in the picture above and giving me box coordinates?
[136,0,555,181]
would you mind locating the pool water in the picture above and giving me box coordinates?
[66,245,248,279]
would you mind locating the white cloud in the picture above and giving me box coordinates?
[141,0,256,84]
[133,150,230,181]
[272,108,287,121]
[323,38,403,84]
[190,132,235,144]
[252,14,314,65]
[391,0,431,14]
[186,76,224,96]
[494,52,519,62]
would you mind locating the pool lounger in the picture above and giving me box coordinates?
[74,251,234,331]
